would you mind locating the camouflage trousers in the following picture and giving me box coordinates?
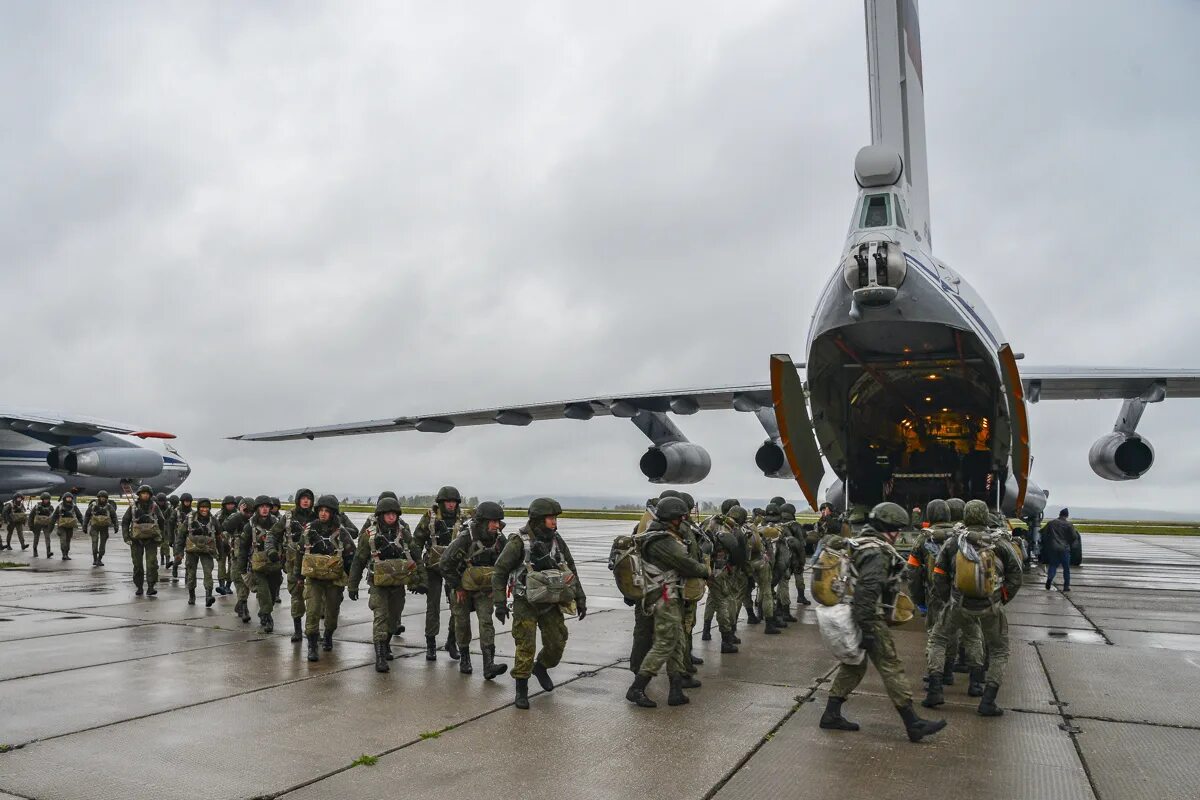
[925,595,984,669]
[31,525,52,556]
[184,552,215,593]
[829,619,913,708]
[89,527,111,560]
[752,561,774,619]
[56,528,74,557]
[705,570,739,634]
[423,567,458,640]
[682,599,698,675]
[775,574,792,613]
[285,550,305,619]
[369,584,406,644]
[303,578,344,636]
[794,562,808,602]
[639,596,688,678]
[250,570,282,616]
[453,589,495,649]
[215,540,230,583]
[232,559,250,607]
[5,522,25,548]
[510,597,567,680]
[928,601,1009,686]
[630,603,654,673]
[129,538,159,588]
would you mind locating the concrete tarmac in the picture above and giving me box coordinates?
[1,518,1199,799]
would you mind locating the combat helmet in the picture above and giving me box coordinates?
[678,492,695,512]
[720,498,740,514]
[655,496,689,522]
[375,496,402,515]
[475,501,504,521]
[527,498,562,519]
[315,494,341,515]
[868,502,909,532]
[947,498,965,522]
[136,485,152,499]
[963,499,990,527]
[924,499,950,525]
[435,486,462,503]
[40,491,51,501]
[728,506,749,525]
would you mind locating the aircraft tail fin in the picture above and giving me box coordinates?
[865,0,931,249]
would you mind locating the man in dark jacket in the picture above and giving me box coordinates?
[1042,508,1079,592]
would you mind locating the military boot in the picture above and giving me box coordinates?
[444,631,459,660]
[626,674,656,708]
[187,589,196,606]
[532,663,555,692]
[898,702,948,743]
[745,608,761,625]
[146,586,158,597]
[171,562,179,579]
[306,633,319,662]
[720,632,739,654]
[798,591,812,607]
[701,620,712,641]
[135,584,144,597]
[205,590,215,608]
[215,581,229,596]
[680,673,702,689]
[922,673,945,708]
[941,657,955,686]
[482,647,507,680]
[322,630,334,651]
[262,613,274,634]
[819,696,860,731]
[775,611,789,628]
[291,617,303,642]
[374,642,389,673]
[764,617,782,635]
[459,649,473,675]
[691,652,704,666]
[977,683,1004,717]
[425,635,437,661]
[514,678,530,710]
[667,674,690,706]
[730,625,742,645]
[384,640,395,661]
[968,667,985,697]
[784,607,799,622]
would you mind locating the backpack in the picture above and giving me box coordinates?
[609,531,677,603]
[811,542,855,607]
[953,533,1002,599]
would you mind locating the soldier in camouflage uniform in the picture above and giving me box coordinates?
[48,493,84,560]
[84,490,118,566]
[176,497,219,606]
[238,496,283,633]
[924,499,1022,716]
[155,493,171,567]
[629,490,680,674]
[121,485,167,596]
[28,492,55,557]
[780,503,810,610]
[625,496,712,709]
[678,491,707,676]
[273,488,318,642]
[413,486,466,662]
[440,501,509,680]
[223,496,255,622]
[213,495,238,595]
[700,498,740,643]
[820,502,947,743]
[295,494,357,662]
[165,493,193,578]
[348,496,416,672]
[746,504,782,634]
[491,498,586,710]
[2,493,29,551]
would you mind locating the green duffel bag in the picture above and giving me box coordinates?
[302,553,344,581]
[524,567,575,606]
[250,550,281,574]
[185,535,217,555]
[372,558,418,587]
[461,566,495,592]
[131,522,161,541]
[89,514,111,528]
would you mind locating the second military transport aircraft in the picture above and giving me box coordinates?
[234,0,1200,519]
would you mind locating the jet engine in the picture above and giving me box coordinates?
[639,442,711,485]
[49,447,164,479]
[1088,432,1155,481]
[754,440,793,479]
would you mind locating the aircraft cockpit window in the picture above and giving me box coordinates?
[893,196,906,229]
[860,194,891,228]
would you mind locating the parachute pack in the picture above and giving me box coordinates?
[609,531,677,603]
[953,533,1003,599]
[812,536,911,624]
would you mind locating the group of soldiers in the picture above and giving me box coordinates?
[2,491,117,562]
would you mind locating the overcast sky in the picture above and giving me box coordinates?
[4,1,1198,510]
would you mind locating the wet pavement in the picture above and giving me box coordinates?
[2,518,1199,799]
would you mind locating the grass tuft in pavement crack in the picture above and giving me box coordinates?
[351,754,379,767]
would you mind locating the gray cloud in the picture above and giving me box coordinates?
[3,1,1198,510]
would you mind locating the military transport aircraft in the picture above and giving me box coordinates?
[0,409,189,501]
[233,0,1200,517]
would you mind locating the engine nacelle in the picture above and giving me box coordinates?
[639,442,711,485]
[1001,475,1048,519]
[754,440,793,479]
[55,447,164,479]
[1088,432,1155,481]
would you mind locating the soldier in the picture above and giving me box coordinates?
[155,493,171,567]
[166,493,194,578]
[745,503,782,634]
[819,502,947,743]
[923,499,1022,716]
[239,495,284,633]
[176,497,219,606]
[349,496,417,672]
[630,489,682,674]
[223,496,255,622]
[440,500,509,679]
[295,494,356,662]
[413,486,467,662]
[625,496,712,708]
[270,497,282,516]
[49,493,84,560]
[2,493,29,551]
[772,509,796,625]
[121,485,167,596]
[29,492,56,557]
[678,491,707,676]
[700,498,740,642]
[905,499,962,688]
[214,495,239,595]
[491,498,586,710]
[708,505,748,653]
[947,497,966,524]
[84,490,119,566]
[780,503,811,608]
[275,488,318,642]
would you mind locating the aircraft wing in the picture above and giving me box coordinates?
[230,383,775,441]
[0,409,144,437]
[1020,367,1200,402]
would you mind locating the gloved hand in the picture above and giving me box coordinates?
[859,632,876,652]
[347,589,358,601]
[577,602,587,621]
[495,605,509,624]
[411,585,427,595]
